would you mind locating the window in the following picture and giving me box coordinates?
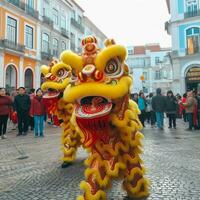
[70,32,75,50]
[42,33,49,52]
[78,15,82,24]
[155,70,161,80]
[155,57,160,65]
[143,72,148,80]
[53,8,58,25]
[7,16,17,43]
[52,38,58,57]
[27,0,34,9]
[61,41,66,51]
[61,15,66,29]
[25,25,33,49]
[72,10,75,19]
[43,0,50,17]
[186,27,200,54]
[128,50,133,54]
[185,0,198,14]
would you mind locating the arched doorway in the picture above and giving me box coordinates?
[6,64,17,94]
[185,66,200,91]
[24,68,33,91]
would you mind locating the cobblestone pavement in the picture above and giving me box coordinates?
[0,119,200,200]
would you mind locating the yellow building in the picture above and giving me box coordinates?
[0,0,38,92]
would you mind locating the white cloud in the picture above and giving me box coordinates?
[76,0,171,47]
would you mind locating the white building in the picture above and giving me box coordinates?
[127,44,172,95]
[165,0,200,93]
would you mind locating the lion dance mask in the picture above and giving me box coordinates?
[41,36,149,200]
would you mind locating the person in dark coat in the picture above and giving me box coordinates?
[0,88,12,139]
[166,90,178,129]
[30,88,46,137]
[152,88,166,130]
[14,87,31,136]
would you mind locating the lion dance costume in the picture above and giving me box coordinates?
[41,36,149,200]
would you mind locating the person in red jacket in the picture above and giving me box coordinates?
[0,88,12,139]
[30,88,46,137]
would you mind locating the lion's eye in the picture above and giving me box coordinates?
[105,58,121,77]
[57,68,69,78]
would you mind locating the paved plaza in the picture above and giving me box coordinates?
[0,120,200,200]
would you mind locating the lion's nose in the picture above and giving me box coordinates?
[78,64,104,82]
[82,64,96,76]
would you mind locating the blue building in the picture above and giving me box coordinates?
[166,0,200,93]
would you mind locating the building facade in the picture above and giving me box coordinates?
[0,0,39,93]
[0,0,106,92]
[166,0,200,94]
[127,44,172,94]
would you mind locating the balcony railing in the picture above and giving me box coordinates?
[7,0,39,19]
[186,46,200,55]
[41,50,53,61]
[0,39,25,52]
[71,18,85,33]
[7,0,25,10]
[61,28,69,39]
[184,10,200,19]
[43,16,54,27]
[26,6,39,19]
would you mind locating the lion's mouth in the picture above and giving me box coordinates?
[75,96,112,147]
[43,89,60,99]
[75,96,112,119]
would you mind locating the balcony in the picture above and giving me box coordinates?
[186,46,200,55]
[26,6,39,19]
[184,10,200,19]
[0,39,25,52]
[43,16,54,27]
[61,28,69,39]
[7,0,25,10]
[6,0,39,19]
[71,18,85,33]
[41,50,53,61]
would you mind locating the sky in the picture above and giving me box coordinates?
[76,0,171,47]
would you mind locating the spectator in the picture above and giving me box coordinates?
[132,93,139,104]
[14,87,31,136]
[152,88,166,130]
[166,90,178,129]
[181,93,187,122]
[145,95,151,124]
[29,88,35,131]
[138,92,146,127]
[197,92,200,129]
[180,91,196,131]
[0,88,12,139]
[148,93,156,128]
[30,88,46,137]
[193,91,198,130]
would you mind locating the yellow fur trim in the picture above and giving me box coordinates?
[79,181,106,200]
[84,168,110,188]
[60,50,83,71]
[63,77,132,103]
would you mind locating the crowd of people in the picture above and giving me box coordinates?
[0,87,60,140]
[0,86,200,139]
[131,88,200,131]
